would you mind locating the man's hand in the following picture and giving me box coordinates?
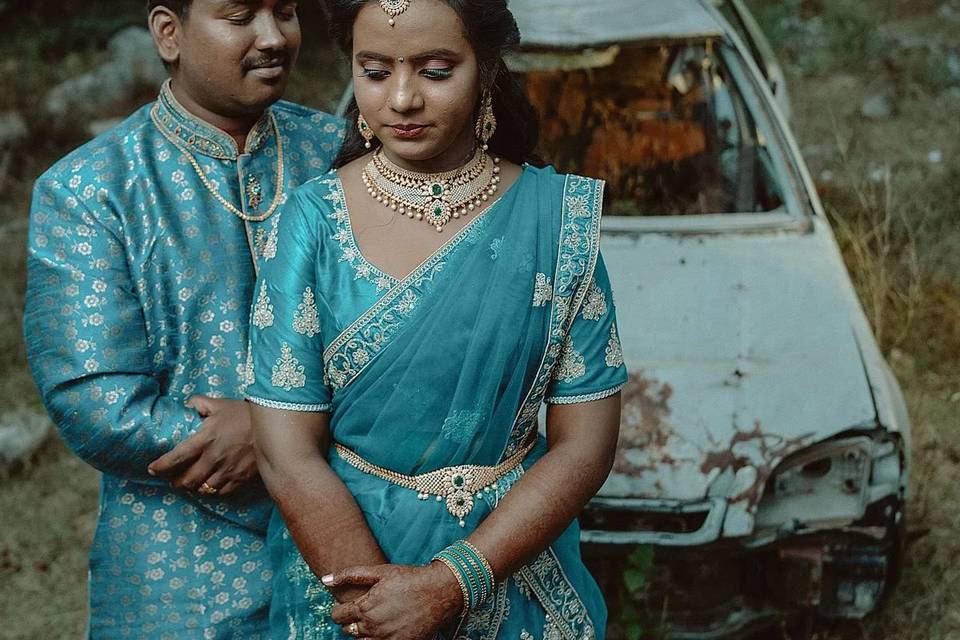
[148,396,259,496]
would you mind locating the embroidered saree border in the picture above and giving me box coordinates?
[503,175,606,459]
[517,549,597,640]
[321,189,495,392]
[490,175,605,640]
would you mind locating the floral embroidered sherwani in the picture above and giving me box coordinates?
[23,81,343,639]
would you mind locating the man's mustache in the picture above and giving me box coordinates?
[242,51,291,73]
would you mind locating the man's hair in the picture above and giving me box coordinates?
[147,0,192,19]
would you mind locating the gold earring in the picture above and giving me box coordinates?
[358,114,375,149]
[475,91,497,151]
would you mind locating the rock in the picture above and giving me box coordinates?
[107,25,167,85]
[0,407,52,476]
[860,94,893,120]
[869,165,890,183]
[43,26,166,124]
[0,111,27,148]
[947,52,960,82]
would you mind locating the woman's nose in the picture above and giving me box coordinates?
[388,74,425,114]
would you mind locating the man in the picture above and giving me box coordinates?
[23,1,343,637]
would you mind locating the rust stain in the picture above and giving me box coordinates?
[615,374,817,507]
[615,373,696,475]
[702,421,817,505]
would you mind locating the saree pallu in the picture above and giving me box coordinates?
[246,165,628,640]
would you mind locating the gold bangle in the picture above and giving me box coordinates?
[461,539,495,585]
[449,546,488,604]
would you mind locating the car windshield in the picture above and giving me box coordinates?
[516,42,785,216]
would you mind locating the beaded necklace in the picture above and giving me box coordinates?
[361,147,501,232]
[150,105,285,223]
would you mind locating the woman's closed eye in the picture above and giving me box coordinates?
[420,66,454,80]
[360,67,390,80]
[360,66,453,81]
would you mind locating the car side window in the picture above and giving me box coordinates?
[518,42,785,216]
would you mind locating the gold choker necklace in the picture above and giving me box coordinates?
[361,148,501,232]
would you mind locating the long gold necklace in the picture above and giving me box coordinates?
[361,147,501,232]
[150,105,285,223]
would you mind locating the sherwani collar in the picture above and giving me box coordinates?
[152,79,275,161]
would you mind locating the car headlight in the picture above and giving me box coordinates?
[754,436,873,530]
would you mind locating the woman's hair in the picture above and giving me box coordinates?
[325,0,540,168]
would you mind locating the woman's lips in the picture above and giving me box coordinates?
[391,124,428,139]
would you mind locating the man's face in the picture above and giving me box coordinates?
[161,0,302,119]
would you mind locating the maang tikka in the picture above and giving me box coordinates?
[379,0,410,26]
[475,91,497,150]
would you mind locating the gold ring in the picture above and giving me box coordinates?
[346,622,360,637]
[198,482,219,495]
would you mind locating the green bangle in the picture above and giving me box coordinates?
[455,540,494,601]
[433,554,470,613]
[433,540,495,609]
[446,545,488,605]
[442,548,481,607]
[461,539,494,584]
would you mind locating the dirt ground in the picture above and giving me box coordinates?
[1,1,959,639]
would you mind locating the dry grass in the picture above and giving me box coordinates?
[0,438,98,640]
[742,1,960,638]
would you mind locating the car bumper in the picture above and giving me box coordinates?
[582,494,905,639]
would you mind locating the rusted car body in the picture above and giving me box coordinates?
[509,1,911,637]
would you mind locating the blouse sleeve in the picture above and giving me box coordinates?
[244,190,332,412]
[545,253,628,404]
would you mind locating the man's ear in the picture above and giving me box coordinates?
[149,7,183,66]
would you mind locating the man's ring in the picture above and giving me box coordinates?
[347,622,360,637]
[198,482,218,495]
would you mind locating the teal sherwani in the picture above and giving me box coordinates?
[23,81,343,639]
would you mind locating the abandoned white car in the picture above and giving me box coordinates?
[508,0,911,638]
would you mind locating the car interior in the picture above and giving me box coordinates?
[518,42,785,216]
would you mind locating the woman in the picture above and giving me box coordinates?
[244,0,628,638]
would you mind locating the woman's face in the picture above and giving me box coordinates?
[352,0,482,171]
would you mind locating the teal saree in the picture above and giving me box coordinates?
[246,165,628,640]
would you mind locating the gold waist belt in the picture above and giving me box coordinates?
[334,438,535,527]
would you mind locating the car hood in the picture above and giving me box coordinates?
[598,217,878,507]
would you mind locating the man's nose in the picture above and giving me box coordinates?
[254,14,288,51]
